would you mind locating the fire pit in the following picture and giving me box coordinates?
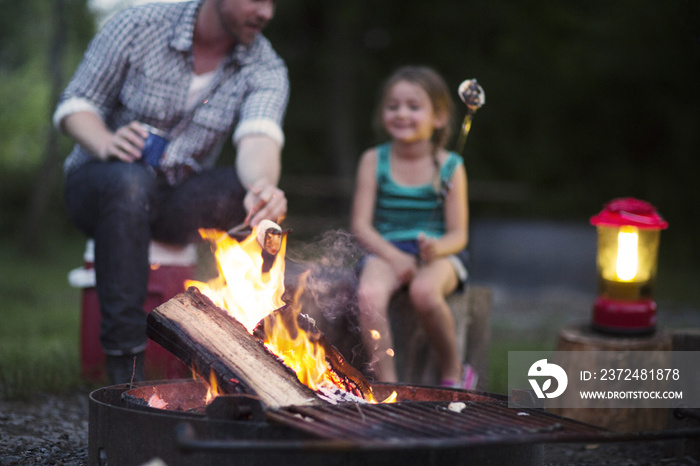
[86,227,700,465]
[89,379,609,466]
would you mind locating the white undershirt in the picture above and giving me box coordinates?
[186,70,216,111]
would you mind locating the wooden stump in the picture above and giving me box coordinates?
[557,323,672,352]
[465,286,492,390]
[388,285,491,389]
[552,322,672,432]
[672,328,700,352]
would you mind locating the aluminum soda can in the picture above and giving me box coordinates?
[140,124,170,168]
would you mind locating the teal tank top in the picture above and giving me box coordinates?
[373,143,463,242]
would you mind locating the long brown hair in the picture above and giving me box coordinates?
[373,66,455,150]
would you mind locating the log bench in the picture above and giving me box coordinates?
[285,263,492,390]
[552,323,673,432]
[389,285,492,390]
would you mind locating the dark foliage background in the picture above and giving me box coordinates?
[1,0,699,267]
[268,0,700,269]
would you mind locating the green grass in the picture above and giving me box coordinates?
[487,329,556,396]
[0,234,87,400]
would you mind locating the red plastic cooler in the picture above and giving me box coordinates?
[68,240,196,383]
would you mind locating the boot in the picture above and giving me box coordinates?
[105,352,145,385]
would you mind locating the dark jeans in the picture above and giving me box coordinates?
[65,160,246,355]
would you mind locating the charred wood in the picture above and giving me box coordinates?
[146,286,323,409]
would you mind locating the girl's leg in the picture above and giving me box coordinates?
[409,259,462,383]
[356,256,402,382]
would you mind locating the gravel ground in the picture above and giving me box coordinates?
[0,390,89,465]
[545,440,700,465]
[1,387,699,465]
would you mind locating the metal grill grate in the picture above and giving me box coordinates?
[267,400,607,446]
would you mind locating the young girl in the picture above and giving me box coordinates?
[351,66,470,387]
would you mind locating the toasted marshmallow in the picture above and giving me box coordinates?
[458,79,485,112]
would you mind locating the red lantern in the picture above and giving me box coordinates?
[590,198,668,334]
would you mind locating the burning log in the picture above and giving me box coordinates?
[146,286,324,409]
[254,306,373,400]
[147,226,378,409]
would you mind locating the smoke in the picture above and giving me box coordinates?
[288,229,364,269]
[283,229,371,369]
[285,229,364,323]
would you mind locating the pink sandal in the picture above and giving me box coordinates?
[439,364,479,390]
[462,364,479,390]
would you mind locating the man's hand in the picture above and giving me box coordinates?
[61,112,148,163]
[101,122,149,162]
[236,135,284,226]
[243,179,287,227]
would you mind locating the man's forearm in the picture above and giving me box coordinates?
[235,135,282,188]
[60,111,113,160]
[235,134,286,226]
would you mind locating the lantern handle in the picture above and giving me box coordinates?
[618,210,663,227]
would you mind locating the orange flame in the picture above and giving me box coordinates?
[186,229,286,332]
[187,227,390,403]
[261,272,334,391]
[186,228,336,390]
[204,369,221,405]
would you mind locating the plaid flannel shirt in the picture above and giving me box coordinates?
[54,0,289,184]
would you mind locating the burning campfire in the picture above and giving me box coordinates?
[148,223,383,405]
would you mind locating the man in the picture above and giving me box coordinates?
[53,0,288,384]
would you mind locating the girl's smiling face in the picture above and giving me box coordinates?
[381,80,445,144]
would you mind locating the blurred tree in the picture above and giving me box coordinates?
[0,0,94,249]
[19,0,69,250]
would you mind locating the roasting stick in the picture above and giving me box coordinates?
[454,79,485,155]
[426,79,486,232]
[454,113,473,156]
[228,221,250,235]
[227,205,256,237]
[227,185,277,236]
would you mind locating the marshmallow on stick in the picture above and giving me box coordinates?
[455,79,485,155]
[458,79,485,112]
[257,219,293,273]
